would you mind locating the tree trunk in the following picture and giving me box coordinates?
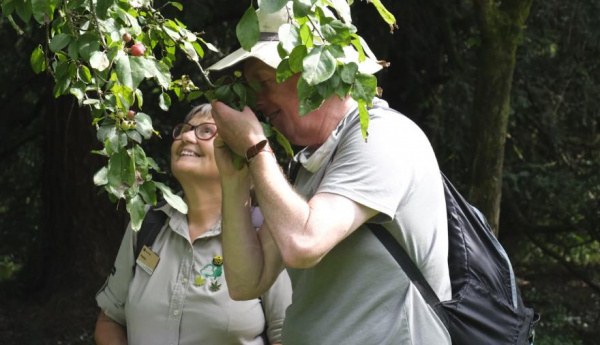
[469,0,533,235]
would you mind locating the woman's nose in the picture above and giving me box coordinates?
[181,128,197,143]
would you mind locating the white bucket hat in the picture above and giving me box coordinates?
[207,3,383,75]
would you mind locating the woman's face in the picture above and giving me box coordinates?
[170,112,220,184]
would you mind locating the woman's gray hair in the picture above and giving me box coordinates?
[183,103,212,123]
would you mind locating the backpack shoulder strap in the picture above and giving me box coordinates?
[367,223,442,307]
[133,200,169,264]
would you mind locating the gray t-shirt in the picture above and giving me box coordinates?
[96,203,292,345]
[282,101,451,345]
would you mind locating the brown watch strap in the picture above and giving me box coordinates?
[245,139,272,163]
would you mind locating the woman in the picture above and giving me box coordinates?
[94,104,291,345]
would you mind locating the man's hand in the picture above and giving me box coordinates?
[211,101,266,157]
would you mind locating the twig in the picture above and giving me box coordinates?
[89,0,108,50]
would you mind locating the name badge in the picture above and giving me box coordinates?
[136,245,160,275]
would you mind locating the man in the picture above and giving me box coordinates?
[210,5,451,345]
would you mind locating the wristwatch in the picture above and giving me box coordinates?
[245,139,272,163]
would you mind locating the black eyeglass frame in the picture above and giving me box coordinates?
[172,122,218,141]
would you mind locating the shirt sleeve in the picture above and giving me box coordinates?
[317,108,434,223]
[95,222,137,326]
[260,269,292,344]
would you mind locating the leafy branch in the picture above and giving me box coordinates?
[0,0,397,229]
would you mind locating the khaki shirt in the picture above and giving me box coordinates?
[97,203,291,345]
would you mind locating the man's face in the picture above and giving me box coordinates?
[244,58,316,146]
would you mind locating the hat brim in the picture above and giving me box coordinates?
[208,41,383,75]
[207,41,281,72]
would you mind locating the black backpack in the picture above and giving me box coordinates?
[368,173,540,345]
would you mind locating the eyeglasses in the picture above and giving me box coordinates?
[172,122,218,141]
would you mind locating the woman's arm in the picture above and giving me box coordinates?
[94,310,127,345]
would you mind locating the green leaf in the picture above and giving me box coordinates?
[50,34,71,53]
[129,56,147,89]
[187,90,203,102]
[159,92,171,111]
[289,45,307,73]
[302,46,336,85]
[357,100,369,141]
[16,0,33,23]
[273,127,294,157]
[181,41,198,61]
[155,182,188,214]
[236,7,259,51]
[299,23,314,48]
[79,65,92,83]
[192,42,205,59]
[30,46,46,74]
[96,0,113,19]
[139,181,157,205]
[151,59,171,89]
[78,34,101,62]
[276,59,293,83]
[115,51,133,89]
[134,89,144,109]
[108,149,135,188]
[369,0,397,28]
[259,0,288,13]
[232,82,247,106]
[278,23,301,54]
[107,126,120,154]
[351,73,377,105]
[170,2,183,11]
[127,195,146,231]
[134,112,153,139]
[321,20,355,45]
[127,130,143,144]
[297,77,323,116]
[327,0,352,23]
[93,166,109,186]
[340,62,358,84]
[2,0,15,16]
[293,0,316,18]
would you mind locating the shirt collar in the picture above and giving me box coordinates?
[155,195,223,240]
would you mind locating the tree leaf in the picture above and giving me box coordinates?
[108,149,135,188]
[126,195,146,231]
[340,62,358,84]
[321,20,354,45]
[93,166,109,186]
[115,51,133,89]
[293,0,316,19]
[134,112,153,139]
[49,34,71,52]
[170,2,183,11]
[15,0,32,22]
[289,45,307,73]
[297,77,323,115]
[159,92,171,111]
[96,0,113,19]
[357,99,369,141]
[129,56,147,89]
[273,127,294,157]
[328,0,352,23]
[155,182,188,214]
[2,0,15,16]
[302,46,336,85]
[30,46,46,74]
[259,0,288,13]
[78,34,101,62]
[369,0,397,28]
[79,65,92,83]
[139,181,157,206]
[278,23,300,54]
[351,73,377,105]
[151,58,171,89]
[236,7,259,51]
[276,59,293,83]
[31,0,48,24]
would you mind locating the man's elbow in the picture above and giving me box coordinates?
[279,238,323,269]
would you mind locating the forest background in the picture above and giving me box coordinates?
[0,0,598,344]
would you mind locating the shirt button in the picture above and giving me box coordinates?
[188,248,192,253]
[182,278,188,285]
[174,310,179,315]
